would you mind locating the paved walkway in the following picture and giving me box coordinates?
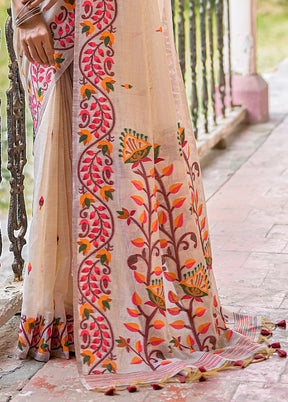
[1,60,288,400]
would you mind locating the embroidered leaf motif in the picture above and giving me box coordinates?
[139,210,147,224]
[131,180,144,191]
[169,183,183,194]
[124,323,140,332]
[185,259,196,269]
[149,337,165,346]
[134,271,146,283]
[198,204,203,216]
[226,329,233,342]
[127,308,139,317]
[198,322,211,334]
[130,356,142,364]
[174,213,184,228]
[158,210,167,224]
[153,320,165,330]
[172,197,186,209]
[164,272,177,282]
[162,164,173,176]
[187,334,195,347]
[132,292,142,306]
[135,340,142,352]
[170,320,186,330]
[167,307,180,316]
[168,291,179,304]
[131,195,144,206]
[116,336,127,347]
[131,238,145,248]
[195,308,206,317]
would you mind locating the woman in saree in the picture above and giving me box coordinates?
[11,0,285,392]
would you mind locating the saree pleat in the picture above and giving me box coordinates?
[13,0,279,391]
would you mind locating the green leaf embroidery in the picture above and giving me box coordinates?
[116,210,124,216]
[84,308,90,320]
[104,190,113,200]
[85,88,92,100]
[79,134,88,143]
[104,36,110,47]
[79,244,87,253]
[83,355,90,364]
[38,88,42,98]
[100,254,107,265]
[55,57,65,64]
[55,317,61,326]
[106,82,114,91]
[40,342,49,350]
[102,300,110,310]
[106,363,113,373]
[84,198,91,208]
[82,25,90,34]
[18,340,23,351]
[102,145,108,155]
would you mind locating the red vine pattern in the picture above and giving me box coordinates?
[28,0,75,130]
[76,0,118,374]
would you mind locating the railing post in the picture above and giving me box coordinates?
[6,8,28,281]
[230,0,269,123]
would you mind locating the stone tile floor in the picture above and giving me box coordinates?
[1,62,288,401]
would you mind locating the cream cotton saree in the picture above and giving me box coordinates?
[13,0,283,392]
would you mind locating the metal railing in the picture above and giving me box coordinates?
[1,0,235,281]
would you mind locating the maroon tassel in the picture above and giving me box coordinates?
[105,388,116,396]
[254,354,266,360]
[276,349,287,358]
[127,386,137,393]
[233,360,245,369]
[198,375,207,382]
[152,383,164,390]
[260,328,272,336]
[275,320,286,329]
[198,366,207,373]
[268,342,281,349]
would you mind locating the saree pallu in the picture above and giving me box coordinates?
[13,0,277,391]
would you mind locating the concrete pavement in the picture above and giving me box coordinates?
[1,60,288,400]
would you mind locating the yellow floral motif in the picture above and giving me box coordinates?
[54,52,64,69]
[78,129,92,145]
[120,131,152,164]
[98,295,112,312]
[77,238,92,255]
[64,0,75,9]
[97,140,113,155]
[102,359,117,372]
[179,267,209,298]
[80,84,96,99]
[62,336,69,352]
[101,77,116,93]
[80,20,95,36]
[99,185,115,201]
[24,318,35,334]
[96,249,112,264]
[81,350,95,366]
[100,31,115,46]
[80,303,94,320]
[80,193,95,208]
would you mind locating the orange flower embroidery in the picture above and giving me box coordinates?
[97,140,113,156]
[81,350,95,366]
[80,193,95,208]
[101,77,115,93]
[99,185,114,201]
[98,295,112,312]
[179,266,209,298]
[24,318,36,334]
[100,31,115,47]
[96,249,112,265]
[80,20,95,36]
[102,359,117,372]
[77,238,92,255]
[78,129,92,145]
[120,130,152,164]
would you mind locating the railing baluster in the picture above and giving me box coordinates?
[189,0,198,138]
[200,0,208,133]
[216,0,226,118]
[6,8,27,281]
[0,98,2,258]
[207,0,217,125]
[226,0,233,108]
[178,0,185,80]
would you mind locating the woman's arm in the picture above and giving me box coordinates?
[12,0,55,66]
